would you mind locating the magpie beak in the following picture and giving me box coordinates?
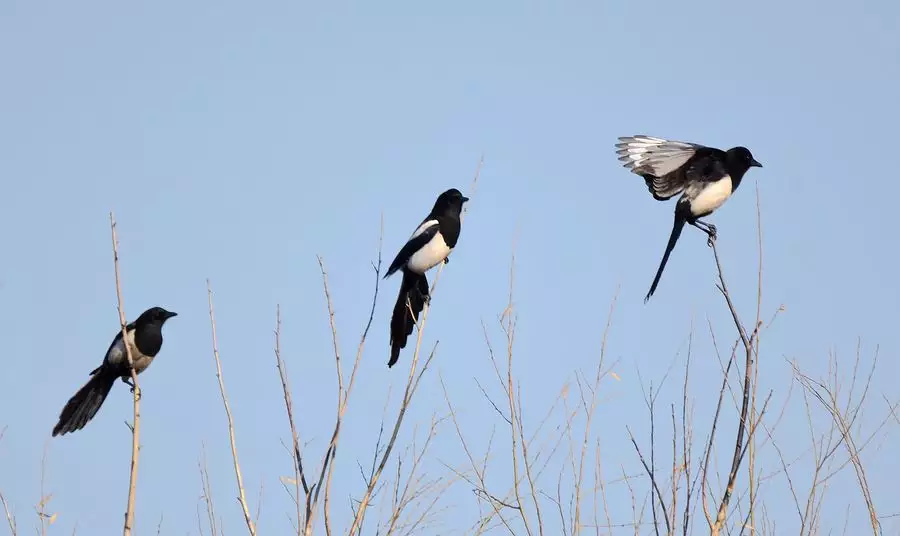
[462,196,470,203]
[750,158,763,168]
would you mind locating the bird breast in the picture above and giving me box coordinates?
[690,176,733,217]
[407,231,451,274]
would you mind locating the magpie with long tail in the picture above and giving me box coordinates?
[52,306,177,436]
[616,135,762,302]
[384,188,468,367]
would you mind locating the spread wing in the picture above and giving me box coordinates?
[384,220,440,278]
[616,135,706,200]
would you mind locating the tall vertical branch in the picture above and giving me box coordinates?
[748,181,764,534]
[274,305,305,534]
[207,282,256,536]
[708,234,759,535]
[109,212,141,536]
[502,247,535,536]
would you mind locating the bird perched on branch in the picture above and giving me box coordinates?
[52,306,177,436]
[615,135,762,302]
[384,188,469,367]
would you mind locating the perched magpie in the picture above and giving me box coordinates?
[384,188,469,367]
[52,306,177,436]
[615,135,762,302]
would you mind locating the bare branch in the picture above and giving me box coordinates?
[273,305,304,534]
[206,281,256,536]
[199,443,218,536]
[708,237,756,535]
[307,224,382,535]
[109,212,140,536]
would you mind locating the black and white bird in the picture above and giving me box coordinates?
[52,306,177,436]
[384,188,469,367]
[615,135,762,302]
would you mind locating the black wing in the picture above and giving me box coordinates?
[616,135,707,200]
[384,220,440,278]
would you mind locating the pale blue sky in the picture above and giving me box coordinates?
[1,0,899,534]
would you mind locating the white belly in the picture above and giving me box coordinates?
[690,176,733,216]
[407,232,451,274]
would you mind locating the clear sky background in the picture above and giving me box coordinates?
[2,0,899,534]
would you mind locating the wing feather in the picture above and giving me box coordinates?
[385,220,440,278]
[615,135,705,200]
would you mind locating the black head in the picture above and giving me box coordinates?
[431,188,469,215]
[135,306,178,327]
[725,146,763,174]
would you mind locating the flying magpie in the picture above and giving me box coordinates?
[615,135,762,302]
[52,306,177,436]
[384,188,469,367]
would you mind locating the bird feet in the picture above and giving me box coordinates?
[122,377,142,400]
[705,224,718,247]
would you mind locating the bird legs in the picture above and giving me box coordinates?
[121,376,142,400]
[690,219,717,247]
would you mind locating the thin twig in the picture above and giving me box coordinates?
[0,488,14,536]
[502,247,536,536]
[308,225,382,535]
[273,305,305,534]
[796,370,881,535]
[701,342,737,529]
[0,427,16,536]
[574,289,618,534]
[206,281,256,536]
[709,238,755,535]
[199,443,218,536]
[748,182,763,536]
[110,213,140,536]
[626,425,670,536]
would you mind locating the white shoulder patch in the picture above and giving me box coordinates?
[106,329,137,367]
[410,219,439,239]
[616,135,699,177]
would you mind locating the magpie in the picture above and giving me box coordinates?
[615,135,762,302]
[52,306,177,436]
[384,188,469,367]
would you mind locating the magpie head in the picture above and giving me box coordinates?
[433,188,470,215]
[726,146,763,173]
[136,306,178,327]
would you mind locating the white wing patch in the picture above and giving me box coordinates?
[106,331,133,366]
[616,135,699,177]
[410,220,439,239]
[106,329,152,371]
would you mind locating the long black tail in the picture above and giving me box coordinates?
[389,269,429,367]
[52,368,117,437]
[645,215,686,302]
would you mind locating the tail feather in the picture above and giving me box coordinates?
[645,215,686,302]
[52,369,117,437]
[389,270,429,367]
